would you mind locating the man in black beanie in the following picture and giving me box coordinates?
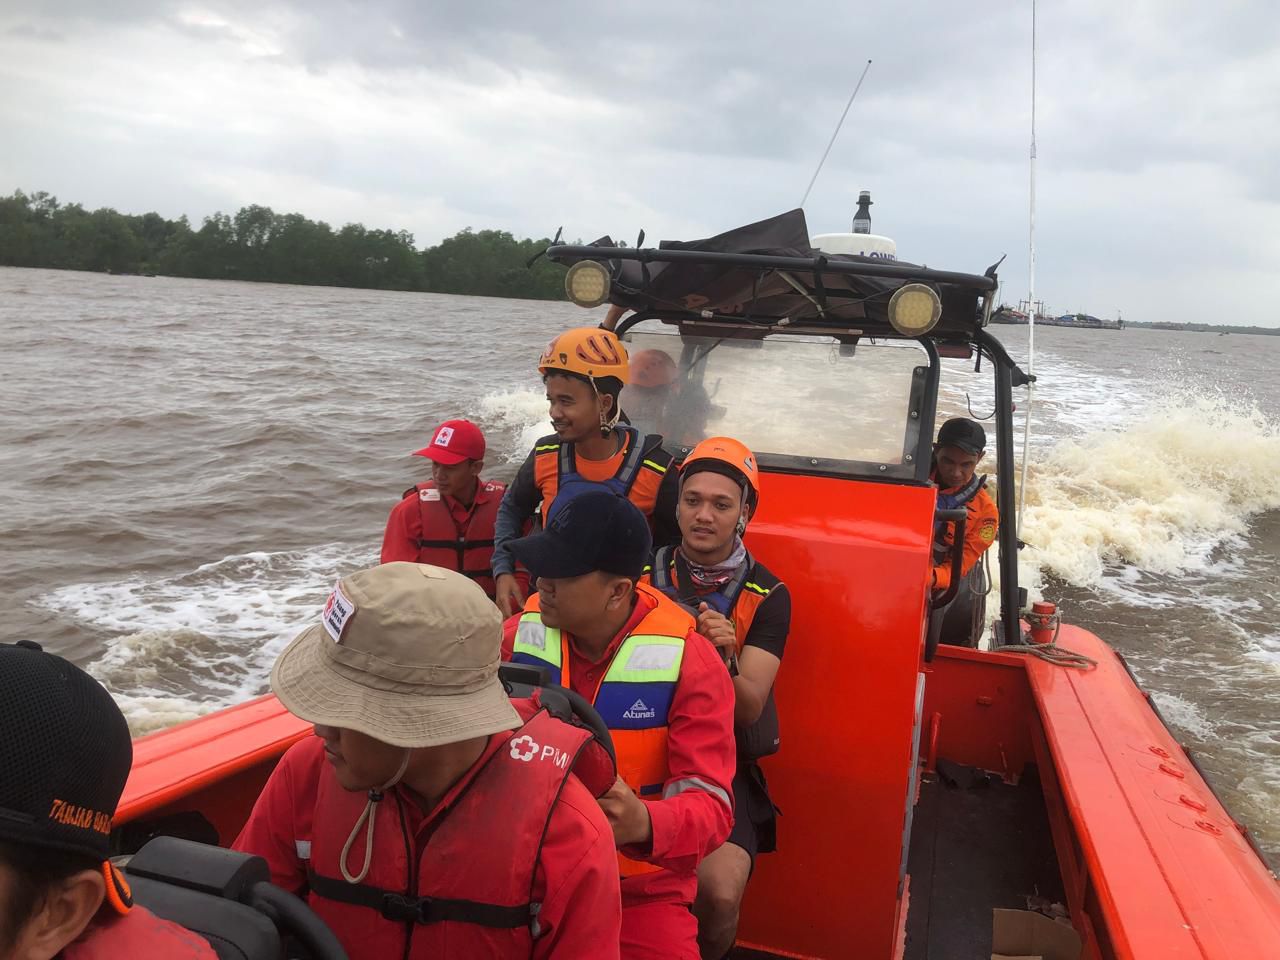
[0,640,214,960]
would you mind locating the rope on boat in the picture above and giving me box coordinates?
[1000,640,1097,670]
[1001,615,1098,670]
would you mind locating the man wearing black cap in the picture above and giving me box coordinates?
[0,641,215,960]
[501,491,736,960]
[931,417,999,593]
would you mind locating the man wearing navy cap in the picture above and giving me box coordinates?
[0,640,215,960]
[931,417,999,593]
[501,491,736,960]
[380,418,524,601]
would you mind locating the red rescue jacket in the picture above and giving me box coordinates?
[400,479,504,598]
[300,705,612,959]
[62,905,218,960]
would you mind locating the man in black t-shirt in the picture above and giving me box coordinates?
[640,437,790,960]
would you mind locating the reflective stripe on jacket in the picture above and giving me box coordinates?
[641,547,783,760]
[533,426,671,526]
[643,545,778,652]
[511,584,695,878]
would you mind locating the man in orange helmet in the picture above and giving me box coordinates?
[491,327,681,617]
[641,437,790,959]
[625,348,719,448]
[930,418,998,594]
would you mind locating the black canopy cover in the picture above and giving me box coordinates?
[546,209,1000,340]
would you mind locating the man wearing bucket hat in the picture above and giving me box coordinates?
[0,640,216,960]
[233,562,622,960]
[380,418,524,602]
[930,418,999,593]
[501,492,736,960]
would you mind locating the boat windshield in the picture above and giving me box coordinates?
[621,329,930,480]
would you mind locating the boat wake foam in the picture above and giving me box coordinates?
[477,389,553,465]
[1019,394,1280,596]
[38,543,374,734]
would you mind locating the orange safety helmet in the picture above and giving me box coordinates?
[539,327,630,384]
[681,436,760,509]
[629,349,679,389]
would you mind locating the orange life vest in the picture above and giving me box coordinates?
[303,706,596,959]
[510,584,694,877]
[404,479,503,598]
[641,545,778,653]
[642,547,784,760]
[532,426,671,526]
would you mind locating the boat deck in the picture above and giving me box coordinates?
[729,762,1063,959]
[904,764,1064,959]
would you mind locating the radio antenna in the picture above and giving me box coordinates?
[799,59,873,209]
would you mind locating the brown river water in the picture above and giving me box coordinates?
[1,266,1277,858]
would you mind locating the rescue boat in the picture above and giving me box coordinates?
[115,209,1280,959]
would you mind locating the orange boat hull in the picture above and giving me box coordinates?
[117,471,1280,957]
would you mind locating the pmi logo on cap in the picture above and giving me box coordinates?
[322,581,356,643]
[434,426,455,447]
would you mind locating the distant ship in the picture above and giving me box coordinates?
[990,307,1123,330]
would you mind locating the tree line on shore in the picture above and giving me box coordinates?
[0,190,569,299]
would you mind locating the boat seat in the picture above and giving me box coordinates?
[124,836,346,960]
[128,873,280,960]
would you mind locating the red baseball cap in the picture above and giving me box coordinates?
[412,419,485,465]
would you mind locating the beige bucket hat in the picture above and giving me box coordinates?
[271,562,519,748]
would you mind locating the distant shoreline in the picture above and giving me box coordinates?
[0,189,570,302]
[992,316,1279,337]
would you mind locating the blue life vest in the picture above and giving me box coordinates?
[546,425,648,524]
[934,472,987,556]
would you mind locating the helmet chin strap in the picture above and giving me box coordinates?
[340,749,412,884]
[589,374,620,437]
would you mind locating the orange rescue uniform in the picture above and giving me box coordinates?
[931,475,998,592]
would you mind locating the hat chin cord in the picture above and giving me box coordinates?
[340,749,412,884]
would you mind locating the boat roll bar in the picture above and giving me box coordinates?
[550,232,1030,646]
[547,244,1000,292]
[976,330,1035,646]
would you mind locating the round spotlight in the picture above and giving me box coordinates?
[564,261,611,308]
[888,283,942,337]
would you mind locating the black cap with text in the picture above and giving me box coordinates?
[0,641,133,864]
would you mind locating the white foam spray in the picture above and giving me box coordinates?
[40,543,374,734]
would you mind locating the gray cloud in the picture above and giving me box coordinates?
[0,0,1277,325]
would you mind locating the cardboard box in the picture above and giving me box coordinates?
[991,908,1083,960]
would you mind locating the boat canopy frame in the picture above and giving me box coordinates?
[547,215,1033,645]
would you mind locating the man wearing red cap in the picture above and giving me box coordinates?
[380,419,521,602]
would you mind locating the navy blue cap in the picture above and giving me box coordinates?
[936,418,986,455]
[510,491,653,579]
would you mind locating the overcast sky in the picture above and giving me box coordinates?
[3,1,1278,326]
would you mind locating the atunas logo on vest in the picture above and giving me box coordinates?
[623,698,657,721]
